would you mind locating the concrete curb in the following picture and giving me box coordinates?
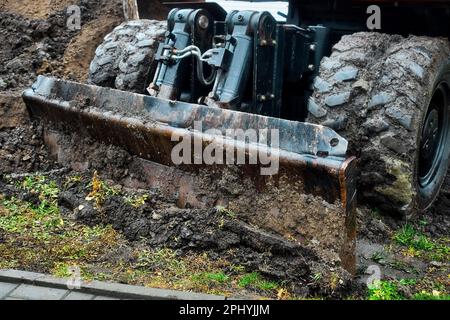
[0,269,226,300]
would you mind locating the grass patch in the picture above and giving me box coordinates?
[238,272,279,291]
[0,175,291,299]
[393,224,449,262]
[192,272,230,285]
[367,280,404,300]
[0,178,121,277]
[413,291,450,300]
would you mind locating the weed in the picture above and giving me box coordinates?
[399,279,417,286]
[371,251,385,263]
[367,280,404,300]
[192,272,230,284]
[312,272,322,282]
[229,264,245,274]
[238,272,279,292]
[216,206,237,219]
[413,291,450,300]
[393,224,449,262]
[124,194,149,208]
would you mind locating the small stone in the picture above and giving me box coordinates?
[325,92,350,107]
[313,77,332,93]
[430,261,444,267]
[152,213,162,220]
[368,92,393,109]
[0,78,7,90]
[307,97,327,118]
[78,205,85,211]
[22,155,31,161]
[334,67,358,82]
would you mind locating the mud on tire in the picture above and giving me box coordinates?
[88,20,166,93]
[307,33,450,214]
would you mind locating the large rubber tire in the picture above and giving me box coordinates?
[88,20,166,93]
[306,33,450,214]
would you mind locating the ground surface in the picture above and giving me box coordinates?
[0,269,224,300]
[0,0,448,300]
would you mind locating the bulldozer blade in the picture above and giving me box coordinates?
[23,76,358,273]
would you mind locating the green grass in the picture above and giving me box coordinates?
[0,176,121,275]
[393,224,450,262]
[0,175,292,299]
[413,292,450,300]
[367,278,450,301]
[192,272,230,284]
[367,281,404,300]
[238,272,279,291]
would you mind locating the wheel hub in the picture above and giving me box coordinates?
[418,84,449,192]
[420,108,439,163]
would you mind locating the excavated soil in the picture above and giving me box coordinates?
[0,0,448,299]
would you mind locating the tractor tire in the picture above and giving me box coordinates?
[306,33,450,215]
[88,19,166,93]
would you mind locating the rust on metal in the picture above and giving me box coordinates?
[23,76,358,272]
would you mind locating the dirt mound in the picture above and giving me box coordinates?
[63,17,121,82]
[0,0,123,92]
[0,0,74,20]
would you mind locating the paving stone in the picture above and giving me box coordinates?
[0,270,43,283]
[82,281,225,300]
[0,282,19,299]
[0,270,225,300]
[94,296,120,300]
[9,284,68,300]
[64,292,95,300]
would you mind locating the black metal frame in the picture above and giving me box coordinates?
[150,1,450,122]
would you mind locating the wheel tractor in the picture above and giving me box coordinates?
[23,0,450,277]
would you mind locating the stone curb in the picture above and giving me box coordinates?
[0,269,226,300]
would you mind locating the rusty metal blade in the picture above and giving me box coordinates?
[23,76,358,273]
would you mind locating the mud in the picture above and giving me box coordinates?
[0,0,449,299]
[0,0,124,91]
[36,127,354,295]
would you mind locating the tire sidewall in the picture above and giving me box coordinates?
[414,58,450,211]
